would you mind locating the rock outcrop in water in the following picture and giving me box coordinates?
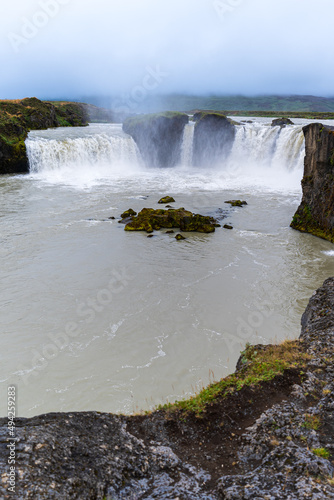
[1,278,334,499]
[0,98,88,175]
[122,112,189,168]
[123,207,219,233]
[291,123,334,242]
[192,112,236,166]
[271,117,294,127]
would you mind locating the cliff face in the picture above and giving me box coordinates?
[192,112,236,166]
[0,98,88,175]
[123,112,189,167]
[291,123,334,242]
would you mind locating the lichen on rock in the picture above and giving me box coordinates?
[124,207,218,233]
[225,200,248,207]
[158,196,175,204]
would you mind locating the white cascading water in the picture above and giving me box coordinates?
[26,124,142,185]
[25,120,305,191]
[228,123,305,171]
[180,122,195,166]
[27,134,141,173]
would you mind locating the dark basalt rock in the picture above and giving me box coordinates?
[175,234,186,240]
[223,224,233,230]
[192,112,236,166]
[271,117,294,127]
[158,196,175,204]
[124,207,218,234]
[291,123,334,242]
[123,112,189,168]
[225,200,247,207]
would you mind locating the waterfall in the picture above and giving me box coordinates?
[180,122,195,166]
[25,121,305,191]
[26,125,141,174]
[227,123,305,172]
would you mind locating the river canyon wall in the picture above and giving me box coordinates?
[291,123,334,242]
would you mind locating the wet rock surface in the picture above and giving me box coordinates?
[123,207,219,233]
[122,112,189,168]
[271,117,294,127]
[225,200,248,207]
[1,278,334,499]
[291,123,334,242]
[192,113,236,167]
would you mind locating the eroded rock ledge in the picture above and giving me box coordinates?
[291,123,334,242]
[1,279,334,499]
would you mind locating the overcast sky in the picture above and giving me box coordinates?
[1,0,333,100]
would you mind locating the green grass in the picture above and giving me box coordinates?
[155,341,311,417]
[302,414,321,431]
[312,448,331,459]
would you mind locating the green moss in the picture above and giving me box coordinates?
[311,448,331,459]
[0,98,88,174]
[155,341,310,417]
[124,207,217,234]
[301,175,314,186]
[158,196,175,204]
[225,200,248,207]
[302,414,321,431]
[121,209,137,219]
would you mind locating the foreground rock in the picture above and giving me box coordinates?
[291,123,334,242]
[0,98,88,174]
[124,207,219,233]
[192,112,236,166]
[123,112,189,167]
[1,278,334,499]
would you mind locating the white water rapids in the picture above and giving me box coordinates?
[1,117,334,418]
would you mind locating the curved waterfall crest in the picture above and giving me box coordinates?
[25,121,305,179]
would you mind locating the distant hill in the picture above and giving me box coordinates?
[82,94,334,114]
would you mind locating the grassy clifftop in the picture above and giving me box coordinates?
[0,97,88,174]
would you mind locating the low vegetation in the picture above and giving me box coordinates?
[156,340,311,416]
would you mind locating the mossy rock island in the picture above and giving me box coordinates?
[123,207,219,233]
[120,208,137,219]
[225,199,248,207]
[291,123,334,242]
[192,112,236,166]
[122,112,189,168]
[0,98,89,174]
[158,196,175,204]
